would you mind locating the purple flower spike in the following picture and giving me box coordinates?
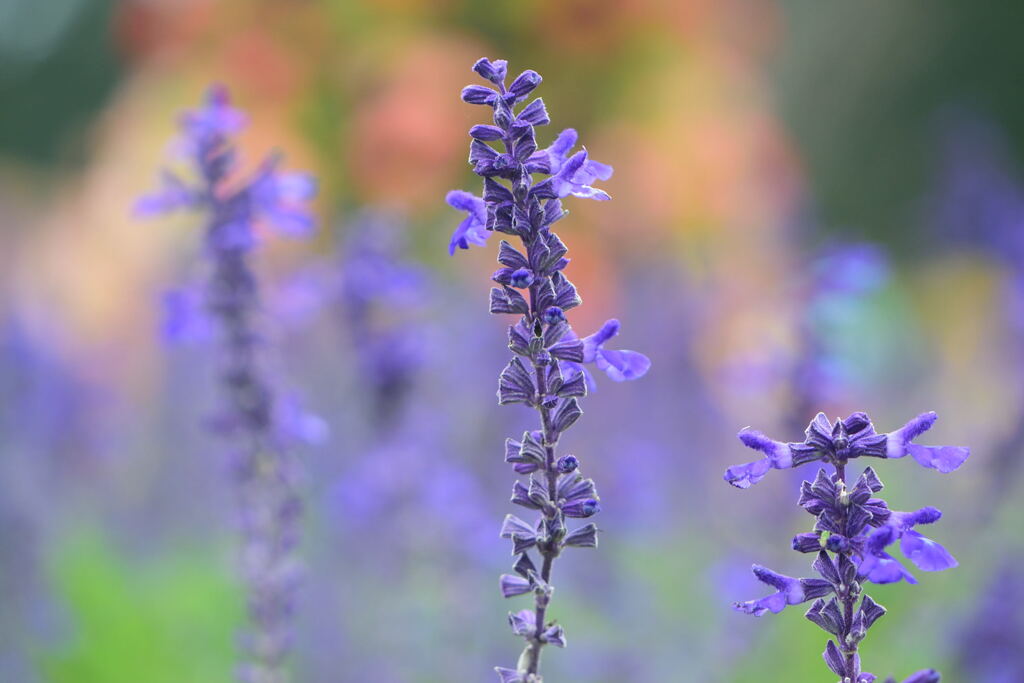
[886,412,970,473]
[447,58,647,679]
[139,86,318,681]
[727,410,967,680]
[446,190,489,255]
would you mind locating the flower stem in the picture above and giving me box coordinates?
[834,462,860,682]
[524,353,560,676]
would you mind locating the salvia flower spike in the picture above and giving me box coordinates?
[726,412,968,682]
[139,85,317,683]
[447,58,650,681]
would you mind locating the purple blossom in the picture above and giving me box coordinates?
[446,190,490,254]
[733,566,832,616]
[561,319,651,391]
[528,128,613,200]
[884,412,970,473]
[858,507,957,584]
[139,85,317,682]
[725,411,969,489]
[727,412,967,681]
[445,57,647,681]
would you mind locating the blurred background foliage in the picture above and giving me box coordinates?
[1,0,1022,681]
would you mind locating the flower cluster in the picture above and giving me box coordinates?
[447,58,649,682]
[138,86,317,683]
[726,412,968,682]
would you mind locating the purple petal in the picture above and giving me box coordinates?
[582,319,620,359]
[584,159,614,181]
[752,565,798,593]
[135,170,195,217]
[446,191,490,255]
[446,189,483,214]
[734,590,787,616]
[737,430,792,468]
[593,348,650,381]
[900,530,958,572]
[274,172,318,201]
[549,128,578,159]
[734,567,805,616]
[180,85,248,138]
[860,552,917,585]
[723,458,772,489]
[900,506,942,526]
[558,150,588,181]
[263,206,315,236]
[906,444,970,473]
[886,411,937,457]
[160,289,211,344]
[567,184,611,201]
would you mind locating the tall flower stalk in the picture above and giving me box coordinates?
[138,86,317,683]
[725,412,969,682]
[446,58,650,682]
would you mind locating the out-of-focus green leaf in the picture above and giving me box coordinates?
[39,531,242,683]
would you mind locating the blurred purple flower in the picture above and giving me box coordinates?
[139,85,317,682]
[136,86,317,249]
[792,242,890,417]
[560,319,651,391]
[954,557,1024,682]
